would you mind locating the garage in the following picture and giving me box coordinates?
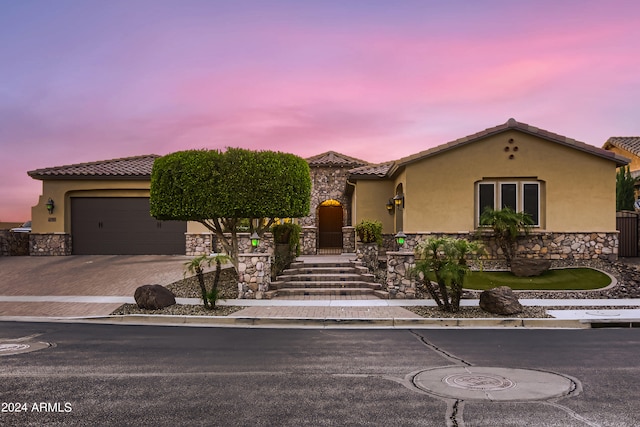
[71,197,186,255]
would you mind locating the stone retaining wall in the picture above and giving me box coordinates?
[383,231,619,262]
[186,232,275,256]
[356,242,379,273]
[237,253,271,299]
[29,233,72,256]
[0,230,9,256]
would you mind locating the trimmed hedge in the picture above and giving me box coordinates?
[150,148,311,220]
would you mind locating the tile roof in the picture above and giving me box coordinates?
[603,137,640,157]
[28,155,159,180]
[306,151,369,167]
[388,118,629,175]
[348,162,394,178]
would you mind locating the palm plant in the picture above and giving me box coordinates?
[184,254,230,309]
[478,207,534,267]
[413,237,483,312]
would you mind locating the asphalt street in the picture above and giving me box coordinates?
[1,322,639,426]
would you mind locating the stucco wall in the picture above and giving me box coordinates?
[351,179,395,234]
[401,130,617,233]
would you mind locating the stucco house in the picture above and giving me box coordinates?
[25,118,628,260]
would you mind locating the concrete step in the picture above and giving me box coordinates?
[282,267,359,275]
[289,261,356,269]
[276,288,378,297]
[272,281,382,290]
[280,273,373,283]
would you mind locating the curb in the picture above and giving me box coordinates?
[7,315,591,329]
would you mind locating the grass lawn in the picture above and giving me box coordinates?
[463,268,611,291]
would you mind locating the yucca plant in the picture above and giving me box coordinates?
[478,207,534,267]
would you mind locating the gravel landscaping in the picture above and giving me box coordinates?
[110,259,640,319]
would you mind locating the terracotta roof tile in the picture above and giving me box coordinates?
[603,137,640,157]
[306,151,369,167]
[28,155,159,180]
[348,162,394,178]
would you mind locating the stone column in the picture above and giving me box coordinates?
[386,251,416,299]
[29,233,72,256]
[301,226,317,255]
[342,226,355,253]
[237,253,272,299]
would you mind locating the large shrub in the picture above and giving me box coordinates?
[151,148,311,271]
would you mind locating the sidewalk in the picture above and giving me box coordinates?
[2,294,640,328]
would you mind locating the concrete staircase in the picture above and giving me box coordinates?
[270,259,384,298]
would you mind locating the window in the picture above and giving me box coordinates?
[477,180,541,226]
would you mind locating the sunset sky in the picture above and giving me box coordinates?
[2,0,640,221]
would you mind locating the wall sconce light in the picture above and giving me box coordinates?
[250,231,260,250]
[45,198,55,214]
[386,199,395,214]
[393,194,404,208]
[395,231,407,246]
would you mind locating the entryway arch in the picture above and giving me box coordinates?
[318,199,343,250]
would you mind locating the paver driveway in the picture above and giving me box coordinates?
[0,255,192,317]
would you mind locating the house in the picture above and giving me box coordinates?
[603,137,640,195]
[25,119,628,260]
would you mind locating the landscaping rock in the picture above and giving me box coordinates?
[134,284,176,310]
[510,258,551,277]
[479,286,523,315]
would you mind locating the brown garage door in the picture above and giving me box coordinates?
[71,197,186,255]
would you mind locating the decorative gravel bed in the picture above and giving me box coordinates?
[110,259,640,319]
[111,267,245,317]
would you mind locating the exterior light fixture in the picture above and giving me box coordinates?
[395,231,407,246]
[386,199,395,214]
[393,194,404,208]
[45,198,55,214]
[250,231,260,250]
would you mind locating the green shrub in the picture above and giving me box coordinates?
[356,219,383,246]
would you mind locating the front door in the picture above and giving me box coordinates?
[318,201,343,249]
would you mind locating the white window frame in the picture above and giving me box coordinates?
[476,180,541,227]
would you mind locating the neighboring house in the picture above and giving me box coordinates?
[603,137,640,194]
[25,119,628,260]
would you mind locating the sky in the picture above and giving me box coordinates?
[1,0,640,221]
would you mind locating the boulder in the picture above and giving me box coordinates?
[479,286,523,315]
[510,258,551,277]
[134,284,176,310]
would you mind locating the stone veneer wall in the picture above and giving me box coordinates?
[300,166,353,227]
[301,227,317,255]
[0,230,9,256]
[382,231,619,299]
[29,233,72,256]
[356,242,378,273]
[342,226,355,253]
[386,251,416,299]
[237,253,271,299]
[186,232,275,256]
[383,231,619,262]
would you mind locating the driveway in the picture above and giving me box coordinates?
[0,255,191,317]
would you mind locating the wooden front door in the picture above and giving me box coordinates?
[318,205,343,248]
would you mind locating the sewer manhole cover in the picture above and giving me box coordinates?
[0,341,53,356]
[413,366,578,401]
[443,373,515,391]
